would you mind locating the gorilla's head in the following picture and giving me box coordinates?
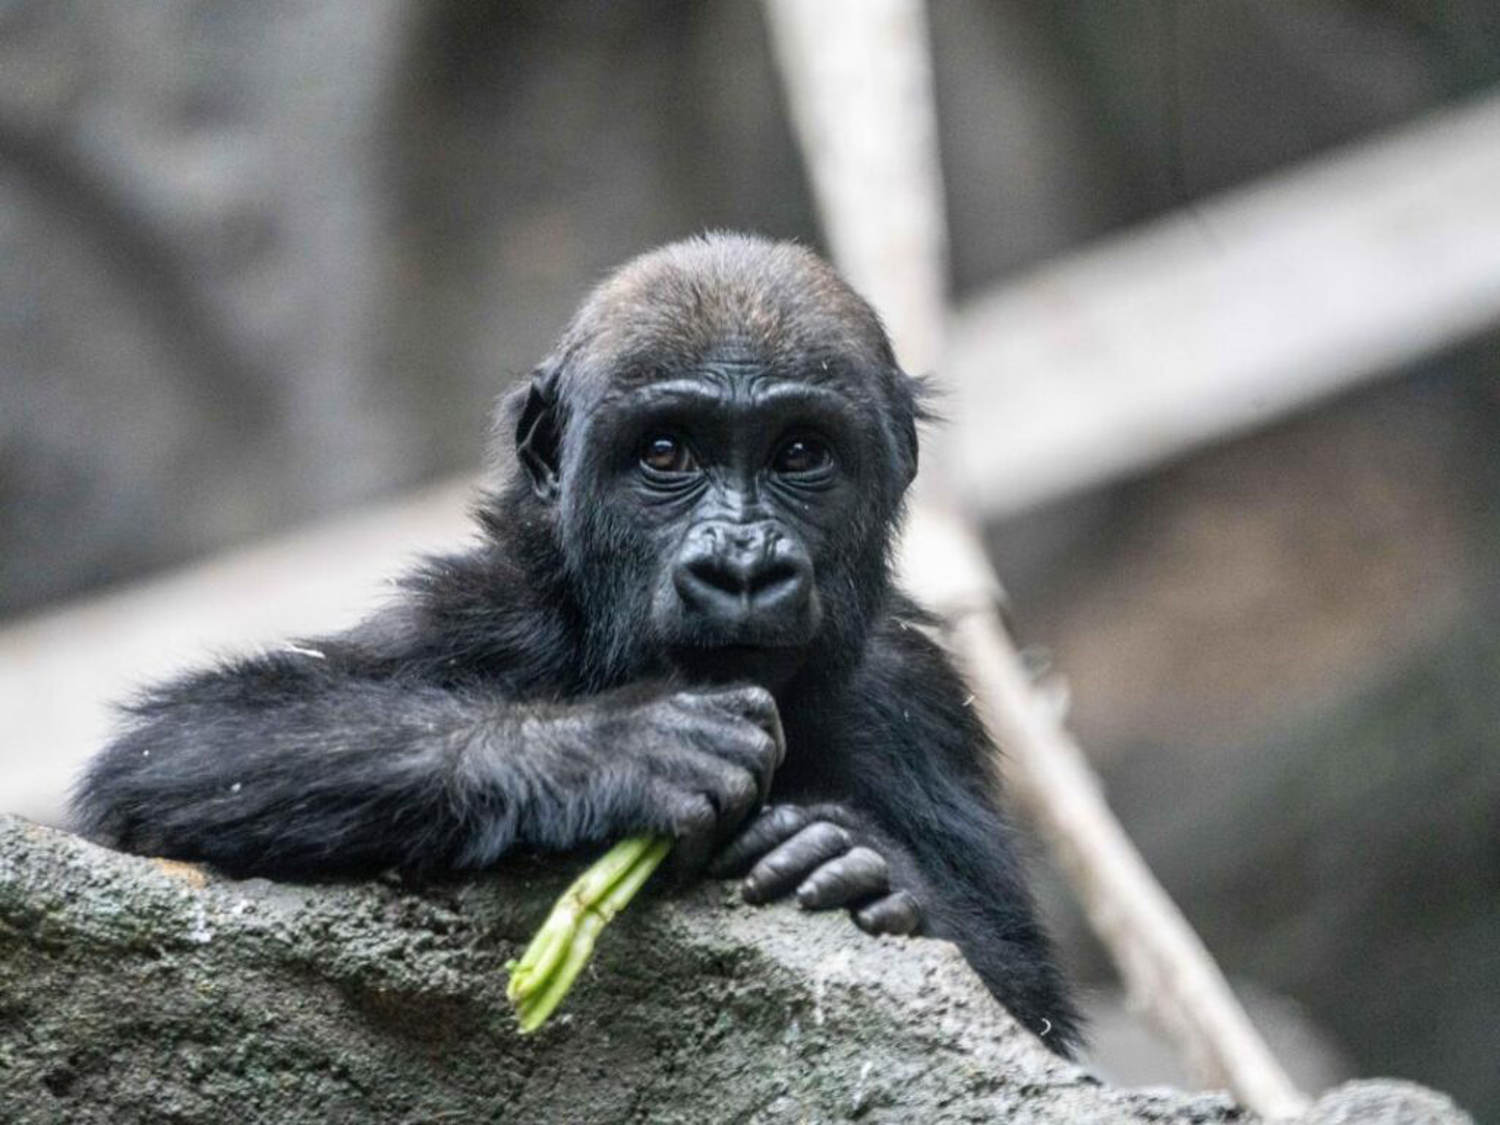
[503,233,926,690]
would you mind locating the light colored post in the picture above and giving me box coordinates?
[763,1,1309,1116]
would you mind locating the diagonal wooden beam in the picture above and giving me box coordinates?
[948,91,1500,517]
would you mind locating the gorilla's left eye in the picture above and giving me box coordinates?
[639,434,698,474]
[772,436,833,475]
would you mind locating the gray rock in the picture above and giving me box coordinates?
[0,815,1472,1124]
[1299,1080,1475,1125]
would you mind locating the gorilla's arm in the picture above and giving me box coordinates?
[74,628,782,878]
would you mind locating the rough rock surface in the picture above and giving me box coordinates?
[0,816,1472,1124]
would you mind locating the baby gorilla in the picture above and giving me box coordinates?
[74,233,1079,1052]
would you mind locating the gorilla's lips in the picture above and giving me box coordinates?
[667,642,809,688]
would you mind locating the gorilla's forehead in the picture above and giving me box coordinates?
[555,234,898,397]
[599,369,856,418]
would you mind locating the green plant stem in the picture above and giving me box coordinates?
[507,834,672,1032]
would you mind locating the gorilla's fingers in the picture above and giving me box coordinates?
[747,729,781,806]
[705,685,786,767]
[741,821,851,904]
[652,742,763,827]
[853,889,922,935]
[795,846,889,910]
[673,689,783,804]
[700,722,780,808]
[705,763,760,827]
[664,791,719,876]
[708,804,809,876]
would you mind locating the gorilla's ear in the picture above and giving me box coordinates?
[897,410,920,488]
[894,370,933,490]
[515,365,563,503]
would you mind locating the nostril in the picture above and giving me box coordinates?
[749,560,800,597]
[687,555,746,596]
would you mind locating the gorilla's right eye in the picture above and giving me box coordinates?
[639,434,698,475]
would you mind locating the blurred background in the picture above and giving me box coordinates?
[1,1,1497,1115]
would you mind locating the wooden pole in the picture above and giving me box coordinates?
[763,1,1309,1116]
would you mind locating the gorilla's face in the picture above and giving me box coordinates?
[514,237,921,691]
[594,357,865,683]
[545,349,914,691]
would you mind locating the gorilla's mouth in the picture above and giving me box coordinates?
[668,643,809,688]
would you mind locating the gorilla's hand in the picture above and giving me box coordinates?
[553,684,784,873]
[708,804,924,936]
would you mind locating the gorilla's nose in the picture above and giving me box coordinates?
[674,524,812,627]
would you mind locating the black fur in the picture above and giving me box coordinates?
[73,233,1079,1052]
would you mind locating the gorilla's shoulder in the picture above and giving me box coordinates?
[860,592,972,705]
